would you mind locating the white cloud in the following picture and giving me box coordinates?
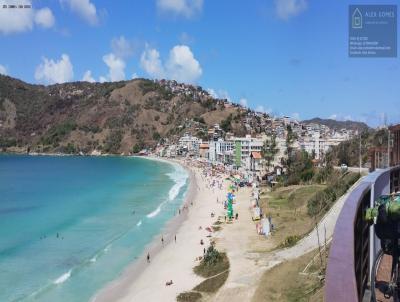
[34,54,74,84]
[35,8,55,28]
[111,36,134,59]
[206,88,231,101]
[0,64,7,75]
[140,45,165,79]
[274,0,307,20]
[102,53,125,82]
[329,114,337,120]
[61,0,98,25]
[207,88,218,98]
[131,73,138,79]
[82,70,95,82]
[0,1,55,34]
[239,98,248,107]
[165,45,202,83]
[157,0,203,18]
[99,36,139,83]
[140,44,202,83]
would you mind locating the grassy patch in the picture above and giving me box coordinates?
[307,172,360,217]
[252,249,326,302]
[193,247,229,278]
[278,235,303,249]
[193,270,229,293]
[177,247,230,300]
[259,185,326,249]
[176,291,202,302]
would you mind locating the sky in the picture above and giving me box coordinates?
[0,0,399,127]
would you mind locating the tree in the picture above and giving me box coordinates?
[220,114,233,132]
[263,135,279,170]
[286,150,314,185]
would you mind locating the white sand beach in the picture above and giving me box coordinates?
[92,158,230,302]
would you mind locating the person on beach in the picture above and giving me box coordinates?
[174,235,176,243]
[147,253,150,263]
[161,236,164,245]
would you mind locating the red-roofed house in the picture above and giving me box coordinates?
[250,151,264,175]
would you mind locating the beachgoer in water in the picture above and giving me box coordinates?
[147,253,150,263]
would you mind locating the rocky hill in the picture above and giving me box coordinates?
[302,118,370,133]
[0,75,267,155]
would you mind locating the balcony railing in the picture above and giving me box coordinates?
[325,166,400,302]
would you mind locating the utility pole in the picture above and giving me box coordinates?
[359,133,362,174]
[388,127,391,168]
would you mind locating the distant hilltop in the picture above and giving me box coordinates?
[302,118,370,133]
[0,75,367,155]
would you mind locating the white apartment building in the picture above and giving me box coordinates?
[208,139,234,164]
[300,132,349,160]
[178,134,201,156]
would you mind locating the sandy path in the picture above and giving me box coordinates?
[93,164,227,302]
[212,178,364,302]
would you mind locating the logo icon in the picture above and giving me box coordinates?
[352,8,363,29]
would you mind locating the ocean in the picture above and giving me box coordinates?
[0,155,189,302]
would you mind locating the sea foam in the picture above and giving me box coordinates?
[54,270,71,285]
[146,163,188,219]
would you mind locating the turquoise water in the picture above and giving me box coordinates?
[0,155,188,302]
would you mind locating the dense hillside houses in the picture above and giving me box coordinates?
[155,115,360,180]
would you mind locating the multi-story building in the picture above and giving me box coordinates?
[178,134,201,156]
[208,139,234,164]
[231,135,264,170]
[199,143,209,158]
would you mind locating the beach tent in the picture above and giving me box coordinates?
[227,200,233,219]
[252,207,261,221]
[261,218,271,236]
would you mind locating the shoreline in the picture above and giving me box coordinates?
[91,156,199,302]
[92,157,228,302]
